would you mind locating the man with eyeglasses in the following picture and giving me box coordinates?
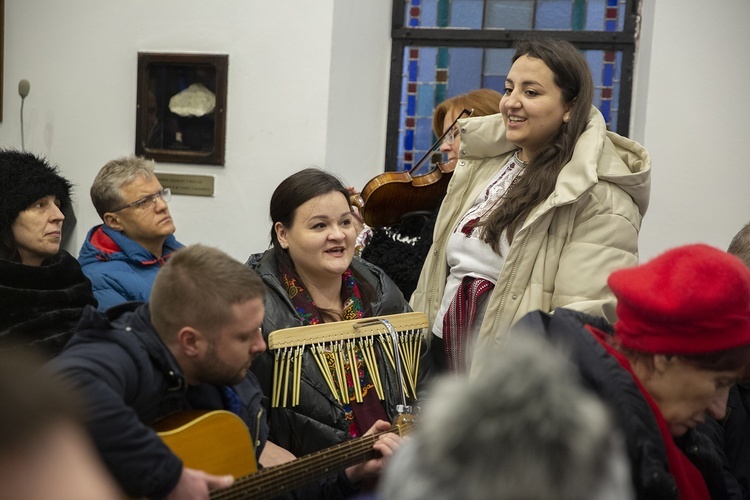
[79,155,184,309]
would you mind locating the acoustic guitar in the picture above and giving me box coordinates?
[154,410,416,499]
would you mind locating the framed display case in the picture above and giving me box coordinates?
[135,52,228,165]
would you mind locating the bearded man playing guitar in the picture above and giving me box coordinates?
[49,244,402,499]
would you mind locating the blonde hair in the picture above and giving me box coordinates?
[432,88,503,136]
[150,244,265,341]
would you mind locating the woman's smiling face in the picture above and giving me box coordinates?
[500,54,573,162]
[274,191,357,284]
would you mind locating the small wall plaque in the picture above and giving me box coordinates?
[155,172,215,197]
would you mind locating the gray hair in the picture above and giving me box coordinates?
[90,155,155,219]
[379,333,633,500]
[728,221,750,268]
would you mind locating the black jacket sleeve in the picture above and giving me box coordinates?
[50,347,183,498]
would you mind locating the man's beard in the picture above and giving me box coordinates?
[198,342,250,386]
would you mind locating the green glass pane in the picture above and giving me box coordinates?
[485,0,533,29]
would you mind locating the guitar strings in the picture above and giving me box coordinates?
[210,419,417,500]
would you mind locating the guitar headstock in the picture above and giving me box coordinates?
[393,413,418,437]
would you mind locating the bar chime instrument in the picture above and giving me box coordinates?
[267,312,428,413]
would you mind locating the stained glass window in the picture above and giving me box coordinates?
[387,0,639,172]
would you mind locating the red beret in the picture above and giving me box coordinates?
[609,244,750,354]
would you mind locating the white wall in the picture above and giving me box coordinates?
[633,0,750,259]
[0,0,390,261]
[1,0,748,263]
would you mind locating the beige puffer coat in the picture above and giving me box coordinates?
[410,106,651,376]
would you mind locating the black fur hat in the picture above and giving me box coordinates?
[0,149,72,235]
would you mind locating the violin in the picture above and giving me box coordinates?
[354,109,472,228]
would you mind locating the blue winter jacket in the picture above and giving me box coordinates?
[78,224,183,310]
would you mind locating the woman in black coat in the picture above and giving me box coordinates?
[247,168,431,493]
[0,149,96,356]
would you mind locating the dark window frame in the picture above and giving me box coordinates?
[385,0,640,171]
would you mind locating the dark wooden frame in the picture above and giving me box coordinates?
[135,52,228,165]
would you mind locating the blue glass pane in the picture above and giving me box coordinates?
[484,48,514,75]
[599,99,611,126]
[404,129,414,151]
[449,0,484,28]
[483,48,513,92]
[613,51,623,104]
[421,0,438,26]
[408,58,418,81]
[404,0,439,27]
[408,0,623,31]
[418,47,437,83]
[406,0,419,28]
[407,93,416,116]
[610,51,623,132]
[447,47,482,96]
[582,49,623,132]
[602,63,614,86]
[415,117,434,151]
[585,0,605,30]
[586,51,604,87]
[485,0,533,29]
[605,0,617,31]
[398,97,407,171]
[417,84,436,116]
[536,0,573,30]
[482,75,506,93]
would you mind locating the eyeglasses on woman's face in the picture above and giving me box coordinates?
[443,127,460,145]
[110,188,172,212]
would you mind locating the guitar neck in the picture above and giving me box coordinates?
[212,422,410,500]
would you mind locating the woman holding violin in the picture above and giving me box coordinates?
[434,88,503,166]
[359,89,502,298]
[410,38,651,375]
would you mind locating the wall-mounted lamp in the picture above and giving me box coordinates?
[18,79,30,151]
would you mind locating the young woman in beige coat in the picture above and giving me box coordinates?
[410,38,651,375]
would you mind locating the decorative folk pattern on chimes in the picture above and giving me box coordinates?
[267,313,428,408]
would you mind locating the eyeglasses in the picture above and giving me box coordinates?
[110,188,172,212]
[443,127,460,145]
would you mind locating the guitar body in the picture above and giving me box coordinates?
[154,410,258,479]
[155,410,416,499]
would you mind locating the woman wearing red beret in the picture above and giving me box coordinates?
[515,244,750,499]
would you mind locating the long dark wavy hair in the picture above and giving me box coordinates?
[480,38,594,254]
[269,167,376,322]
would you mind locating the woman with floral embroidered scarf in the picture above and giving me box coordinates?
[245,168,431,491]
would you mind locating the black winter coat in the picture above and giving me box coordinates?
[48,303,268,498]
[702,385,750,498]
[724,386,750,497]
[516,308,734,500]
[247,250,432,458]
[0,250,96,356]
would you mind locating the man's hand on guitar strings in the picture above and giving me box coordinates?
[343,419,405,483]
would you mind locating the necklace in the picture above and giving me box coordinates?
[513,149,528,167]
